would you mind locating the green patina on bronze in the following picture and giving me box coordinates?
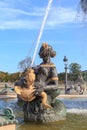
[0,108,18,126]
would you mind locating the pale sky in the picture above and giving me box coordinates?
[0,0,87,73]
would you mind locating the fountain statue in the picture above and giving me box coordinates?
[15,43,66,123]
[75,74,87,94]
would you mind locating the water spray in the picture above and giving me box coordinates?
[30,0,53,67]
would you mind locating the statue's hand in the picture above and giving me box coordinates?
[20,87,36,102]
[15,86,36,102]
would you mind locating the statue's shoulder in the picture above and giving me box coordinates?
[40,63,55,68]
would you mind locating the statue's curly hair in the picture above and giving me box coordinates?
[39,43,56,58]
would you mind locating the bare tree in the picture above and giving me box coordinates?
[18,57,32,72]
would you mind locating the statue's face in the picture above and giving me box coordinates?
[43,55,50,63]
[25,69,35,83]
[39,44,56,59]
[28,73,35,82]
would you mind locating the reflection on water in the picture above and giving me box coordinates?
[16,114,87,130]
[0,98,87,130]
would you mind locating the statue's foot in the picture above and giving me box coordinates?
[43,103,52,109]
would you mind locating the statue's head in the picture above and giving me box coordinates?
[39,43,56,59]
[26,68,35,83]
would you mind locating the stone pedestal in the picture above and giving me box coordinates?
[23,97,66,123]
[0,113,18,130]
[0,124,15,130]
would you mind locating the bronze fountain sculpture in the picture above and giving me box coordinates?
[15,43,66,123]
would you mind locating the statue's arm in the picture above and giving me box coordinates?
[44,85,58,91]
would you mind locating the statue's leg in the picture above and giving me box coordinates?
[40,92,52,108]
